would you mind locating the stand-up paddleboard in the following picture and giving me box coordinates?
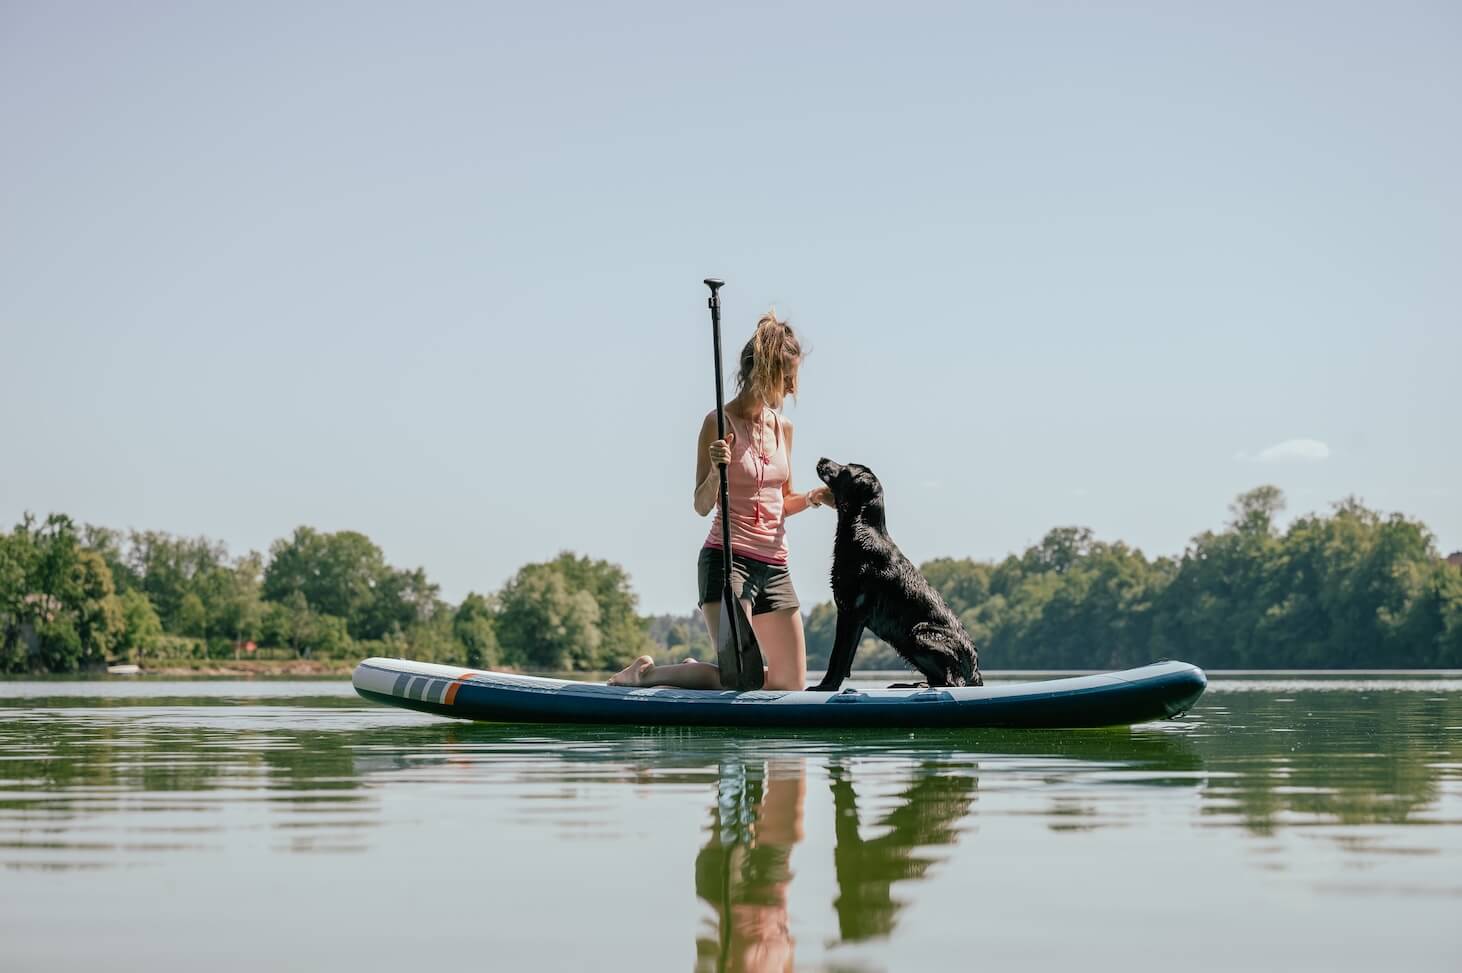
[353,658,1206,729]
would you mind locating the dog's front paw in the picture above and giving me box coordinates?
[807,680,838,692]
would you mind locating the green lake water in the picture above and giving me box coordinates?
[2,674,1460,972]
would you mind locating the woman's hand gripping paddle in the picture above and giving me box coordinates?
[704,278,765,692]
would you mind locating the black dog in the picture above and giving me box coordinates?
[810,458,981,692]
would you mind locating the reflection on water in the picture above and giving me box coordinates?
[695,758,804,972]
[1,677,1460,971]
[685,755,979,971]
[826,759,976,943]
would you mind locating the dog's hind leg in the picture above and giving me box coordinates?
[908,623,974,687]
[811,611,865,691]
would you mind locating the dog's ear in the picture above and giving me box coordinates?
[853,465,884,501]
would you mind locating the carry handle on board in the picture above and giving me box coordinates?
[704,277,764,691]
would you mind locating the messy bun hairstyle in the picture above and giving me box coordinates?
[736,310,802,405]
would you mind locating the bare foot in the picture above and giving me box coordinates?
[607,655,655,686]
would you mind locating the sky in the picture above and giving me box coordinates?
[2,1,1458,616]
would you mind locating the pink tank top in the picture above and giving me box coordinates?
[704,407,790,565]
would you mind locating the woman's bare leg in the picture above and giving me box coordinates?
[747,607,807,691]
[608,601,806,691]
[604,600,753,689]
[612,656,724,689]
[706,600,806,690]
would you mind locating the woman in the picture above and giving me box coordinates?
[609,311,832,690]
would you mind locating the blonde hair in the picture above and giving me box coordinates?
[736,310,802,405]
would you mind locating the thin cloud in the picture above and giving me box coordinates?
[1235,438,1331,464]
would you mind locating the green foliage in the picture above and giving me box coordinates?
[492,553,652,671]
[402,611,462,664]
[261,592,350,658]
[263,527,439,640]
[0,515,123,672]
[1438,568,1462,667]
[878,489,1457,671]
[804,601,904,671]
[797,487,1462,673]
[921,558,991,614]
[646,612,715,662]
[125,531,229,632]
[545,552,654,665]
[81,525,137,592]
[193,553,264,644]
[117,590,163,663]
[496,562,603,670]
[454,593,499,669]
[177,592,208,638]
[5,489,1461,674]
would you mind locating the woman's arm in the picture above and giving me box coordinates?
[694,412,727,517]
[780,420,830,516]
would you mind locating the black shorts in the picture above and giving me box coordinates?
[697,547,800,616]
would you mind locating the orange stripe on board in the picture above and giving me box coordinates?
[444,674,473,706]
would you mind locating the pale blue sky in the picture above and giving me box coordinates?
[2,1,1458,615]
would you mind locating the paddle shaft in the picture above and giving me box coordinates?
[703,278,744,676]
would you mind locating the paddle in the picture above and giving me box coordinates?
[704,278,765,691]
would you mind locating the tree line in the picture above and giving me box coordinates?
[799,486,1460,670]
[2,486,1459,674]
[0,516,652,673]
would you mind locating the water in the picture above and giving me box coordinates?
[2,674,1460,972]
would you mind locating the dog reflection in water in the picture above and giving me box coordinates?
[694,757,978,971]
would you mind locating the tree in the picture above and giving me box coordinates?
[359,566,440,640]
[804,600,903,672]
[264,527,438,640]
[0,516,124,672]
[1156,489,1287,668]
[82,525,138,592]
[126,530,229,631]
[495,563,602,670]
[73,550,124,663]
[195,553,265,645]
[454,592,499,669]
[177,592,208,638]
[1022,527,1095,575]
[117,589,163,663]
[262,590,351,658]
[264,528,384,630]
[1230,485,1286,535]
[1437,566,1462,667]
[920,558,991,616]
[264,592,309,656]
[547,552,653,665]
[646,613,713,662]
[306,613,352,657]
[0,522,35,668]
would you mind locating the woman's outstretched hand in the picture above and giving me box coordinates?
[709,430,735,467]
[807,486,833,508]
